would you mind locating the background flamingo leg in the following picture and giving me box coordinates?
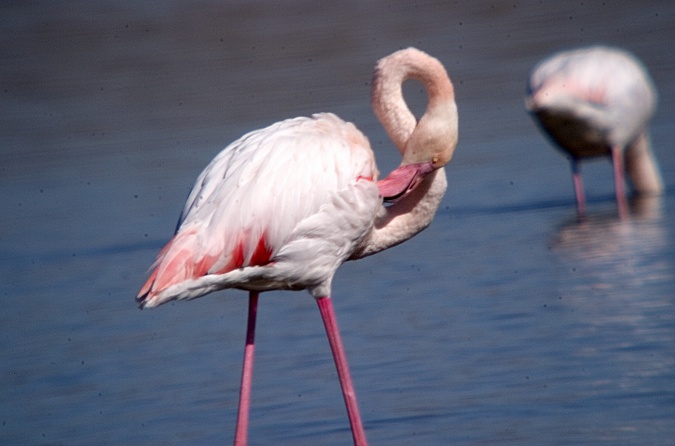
[611,145,628,219]
[234,292,259,446]
[570,158,586,218]
[316,296,368,446]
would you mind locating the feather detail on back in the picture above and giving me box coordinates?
[137,113,379,307]
[526,46,656,151]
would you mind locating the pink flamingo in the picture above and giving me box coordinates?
[526,46,663,218]
[137,48,458,445]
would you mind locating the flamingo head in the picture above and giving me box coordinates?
[378,98,458,203]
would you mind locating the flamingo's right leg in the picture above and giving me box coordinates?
[316,296,368,446]
[234,292,259,446]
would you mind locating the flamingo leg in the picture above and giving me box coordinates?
[611,145,628,219]
[570,158,586,218]
[316,296,368,446]
[234,291,259,446]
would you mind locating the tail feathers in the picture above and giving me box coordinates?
[137,229,274,307]
[136,229,214,305]
[136,267,158,300]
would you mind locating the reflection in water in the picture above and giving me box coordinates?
[550,193,673,379]
[552,194,669,296]
[547,194,675,439]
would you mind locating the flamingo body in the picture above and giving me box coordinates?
[139,113,380,307]
[526,46,663,216]
[137,48,458,446]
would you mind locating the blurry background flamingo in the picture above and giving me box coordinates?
[526,45,663,218]
[136,48,458,446]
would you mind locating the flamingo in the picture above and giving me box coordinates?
[136,47,458,446]
[526,45,663,218]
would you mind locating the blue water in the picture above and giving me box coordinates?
[2,1,674,445]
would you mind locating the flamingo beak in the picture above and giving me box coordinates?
[376,161,436,202]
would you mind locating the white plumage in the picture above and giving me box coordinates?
[526,46,663,216]
[140,113,380,306]
[137,47,458,445]
[527,46,656,153]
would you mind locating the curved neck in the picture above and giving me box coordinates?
[352,48,456,259]
[371,48,455,155]
[351,168,447,259]
[352,48,456,260]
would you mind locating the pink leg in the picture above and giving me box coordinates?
[611,146,628,219]
[316,296,368,446]
[234,292,259,446]
[571,158,586,218]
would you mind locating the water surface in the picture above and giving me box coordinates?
[2,1,674,445]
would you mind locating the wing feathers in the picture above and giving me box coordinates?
[137,113,377,305]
